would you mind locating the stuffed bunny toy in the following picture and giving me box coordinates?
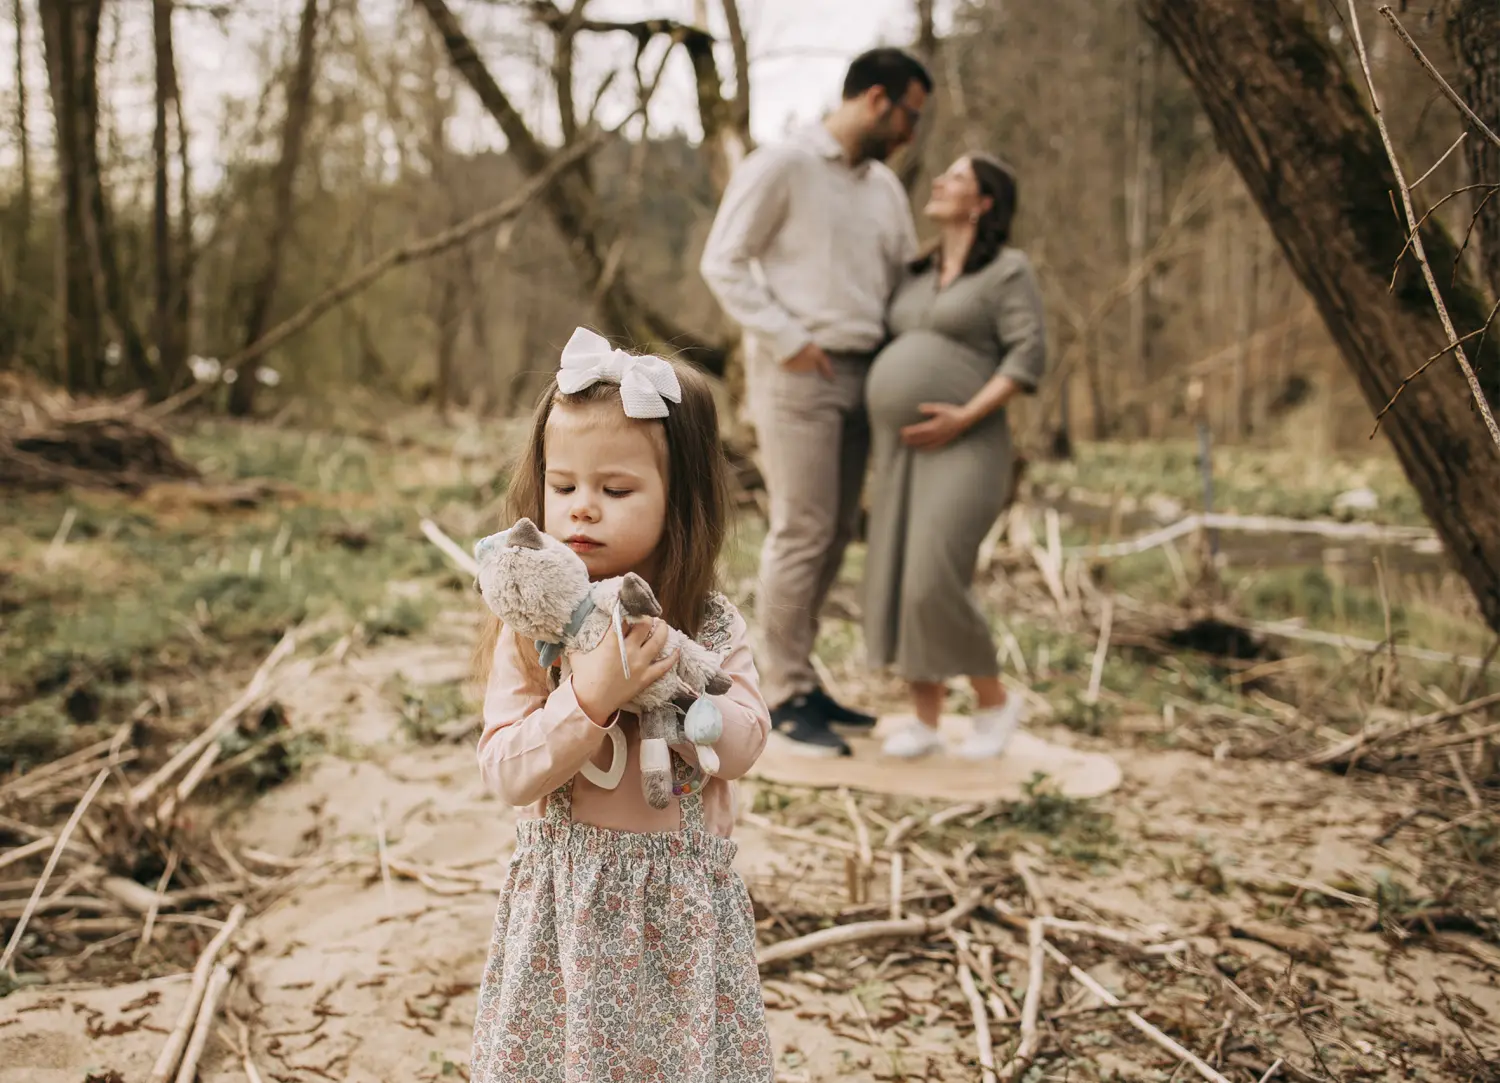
[473,517,732,809]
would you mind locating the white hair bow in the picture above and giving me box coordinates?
[555,327,682,419]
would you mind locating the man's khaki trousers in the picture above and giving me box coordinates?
[745,347,872,709]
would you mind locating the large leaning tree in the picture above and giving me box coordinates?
[1139,0,1500,634]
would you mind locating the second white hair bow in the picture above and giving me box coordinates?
[555,327,682,419]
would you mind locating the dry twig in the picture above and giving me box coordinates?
[131,629,298,811]
[999,918,1046,1080]
[1346,0,1500,447]
[149,903,247,1083]
[756,890,983,968]
[1043,938,1233,1083]
[957,958,999,1083]
[0,767,109,974]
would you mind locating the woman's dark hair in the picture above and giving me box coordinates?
[911,154,1019,277]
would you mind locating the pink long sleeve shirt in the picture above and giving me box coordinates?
[477,604,771,837]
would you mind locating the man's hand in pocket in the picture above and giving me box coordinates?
[782,343,834,379]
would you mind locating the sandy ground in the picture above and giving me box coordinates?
[4,614,1497,1083]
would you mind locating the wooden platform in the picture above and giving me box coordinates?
[748,714,1122,801]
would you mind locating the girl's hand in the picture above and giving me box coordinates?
[570,617,678,725]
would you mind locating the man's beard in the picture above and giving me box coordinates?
[856,127,898,163]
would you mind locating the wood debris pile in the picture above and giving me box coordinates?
[0,374,197,493]
[743,784,1499,1082]
[0,629,346,1082]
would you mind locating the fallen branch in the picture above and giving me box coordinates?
[1305,689,1500,766]
[215,134,601,379]
[149,902,247,1083]
[1012,853,1052,917]
[842,789,873,905]
[956,959,998,1083]
[0,835,57,873]
[1223,920,1333,966]
[420,516,480,577]
[1249,618,1486,671]
[176,936,260,1083]
[0,767,110,973]
[757,890,983,968]
[1043,938,1233,1083]
[1063,512,1436,560]
[0,732,118,804]
[999,918,1046,1080]
[135,852,180,961]
[130,629,298,810]
[233,1015,267,1083]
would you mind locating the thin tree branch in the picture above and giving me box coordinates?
[1411,131,1465,190]
[1349,0,1500,449]
[1371,296,1500,436]
[418,0,730,373]
[720,0,751,140]
[1387,182,1500,290]
[1379,5,1500,152]
[1455,186,1499,285]
[214,133,601,382]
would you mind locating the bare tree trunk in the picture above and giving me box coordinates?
[1084,326,1108,440]
[721,0,751,150]
[1236,204,1261,439]
[1125,10,1155,400]
[423,27,460,412]
[1447,0,1500,298]
[1140,0,1500,631]
[172,26,194,393]
[416,0,730,374]
[12,0,31,287]
[151,0,187,394]
[0,0,29,367]
[39,0,103,391]
[228,0,320,416]
[896,0,937,194]
[69,0,151,391]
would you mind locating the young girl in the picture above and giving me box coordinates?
[469,328,775,1083]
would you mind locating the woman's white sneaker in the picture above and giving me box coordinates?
[955,695,1025,760]
[881,720,945,759]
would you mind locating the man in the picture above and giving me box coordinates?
[700,48,933,757]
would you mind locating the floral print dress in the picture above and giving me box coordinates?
[469,752,774,1081]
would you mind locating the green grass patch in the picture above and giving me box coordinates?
[1,420,484,772]
[1027,439,1425,526]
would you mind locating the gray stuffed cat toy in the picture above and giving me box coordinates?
[474,517,732,809]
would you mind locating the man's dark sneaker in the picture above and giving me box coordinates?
[808,686,877,730]
[769,695,851,758]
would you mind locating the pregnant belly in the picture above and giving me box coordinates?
[866,330,987,429]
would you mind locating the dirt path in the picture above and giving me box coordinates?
[4,612,1496,1083]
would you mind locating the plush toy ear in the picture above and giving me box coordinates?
[617,573,663,618]
[508,519,544,550]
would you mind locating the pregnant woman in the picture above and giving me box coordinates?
[864,154,1046,760]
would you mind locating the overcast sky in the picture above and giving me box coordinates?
[1,0,956,185]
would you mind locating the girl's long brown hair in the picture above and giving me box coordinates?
[473,356,730,691]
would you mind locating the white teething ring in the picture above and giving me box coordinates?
[578,726,627,790]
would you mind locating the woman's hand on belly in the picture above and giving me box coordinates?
[900,402,976,450]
